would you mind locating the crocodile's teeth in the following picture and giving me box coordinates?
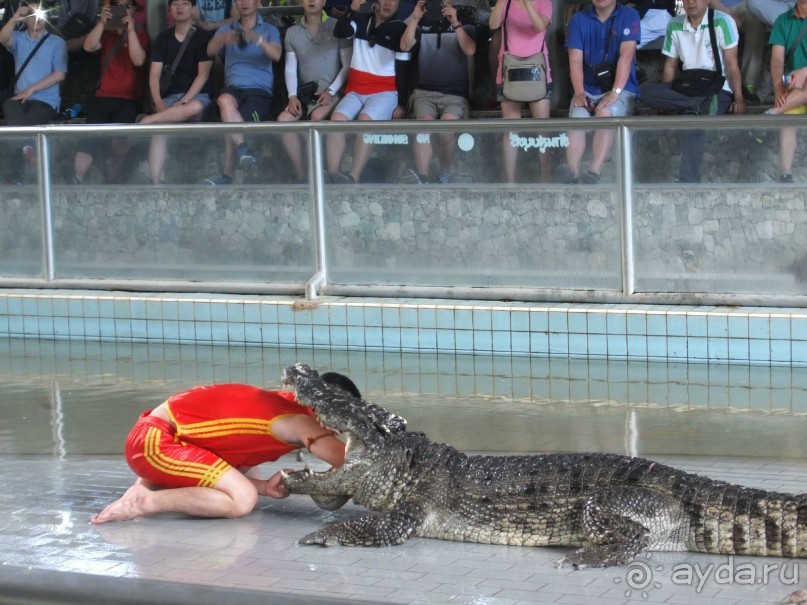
[304,463,311,472]
[280,469,291,479]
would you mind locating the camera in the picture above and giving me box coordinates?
[237,31,248,48]
[357,0,379,13]
[104,4,127,29]
[591,61,614,91]
[423,0,443,21]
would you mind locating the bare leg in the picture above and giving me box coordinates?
[349,113,376,183]
[779,126,797,174]
[278,109,305,180]
[501,99,523,183]
[529,98,551,181]
[148,135,168,185]
[74,150,93,181]
[91,467,259,524]
[436,114,458,174]
[770,88,807,115]
[326,112,349,174]
[413,114,435,176]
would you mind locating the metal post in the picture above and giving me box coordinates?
[618,123,635,298]
[306,129,328,300]
[38,132,55,282]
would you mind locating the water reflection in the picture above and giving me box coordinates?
[0,337,805,459]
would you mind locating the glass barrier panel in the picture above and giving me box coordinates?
[0,136,44,278]
[46,128,315,282]
[323,123,623,290]
[631,123,807,295]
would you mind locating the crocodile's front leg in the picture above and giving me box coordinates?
[562,488,683,568]
[300,504,424,547]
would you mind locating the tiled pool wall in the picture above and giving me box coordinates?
[2,289,807,366]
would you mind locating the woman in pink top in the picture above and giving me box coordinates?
[489,0,553,183]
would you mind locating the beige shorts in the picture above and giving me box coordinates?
[411,89,470,120]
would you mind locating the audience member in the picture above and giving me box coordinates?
[56,0,101,110]
[763,0,807,182]
[193,0,238,30]
[276,0,352,183]
[70,0,149,184]
[325,0,411,184]
[203,0,281,186]
[747,0,794,26]
[490,0,553,183]
[0,3,67,177]
[555,0,639,185]
[640,0,744,183]
[139,0,213,185]
[629,0,675,49]
[710,0,766,102]
[401,0,477,184]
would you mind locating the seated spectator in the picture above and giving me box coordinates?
[193,0,238,30]
[710,0,766,102]
[139,0,214,185]
[763,2,807,182]
[401,0,477,183]
[490,0,553,184]
[747,0,794,26]
[0,3,67,178]
[70,0,149,184]
[629,0,675,49]
[555,0,639,185]
[56,0,101,110]
[640,0,745,183]
[276,0,352,183]
[204,0,282,186]
[325,0,411,184]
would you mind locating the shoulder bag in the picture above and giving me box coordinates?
[501,0,547,103]
[60,0,94,40]
[159,26,196,97]
[670,8,726,97]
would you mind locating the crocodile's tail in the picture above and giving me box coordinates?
[695,486,807,558]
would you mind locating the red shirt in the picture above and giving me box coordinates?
[95,29,150,102]
[165,384,316,468]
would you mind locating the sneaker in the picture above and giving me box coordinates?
[400,168,428,184]
[203,174,233,186]
[328,171,355,185]
[763,108,777,116]
[780,173,794,183]
[743,85,761,104]
[553,163,578,184]
[580,170,600,184]
[436,171,454,184]
[236,144,256,169]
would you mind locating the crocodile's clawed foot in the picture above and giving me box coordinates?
[561,544,636,569]
[299,529,341,547]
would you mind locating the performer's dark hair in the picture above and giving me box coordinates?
[321,372,362,399]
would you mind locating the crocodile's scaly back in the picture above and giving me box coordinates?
[280,363,807,567]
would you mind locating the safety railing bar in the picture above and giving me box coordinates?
[308,129,328,300]
[37,132,55,282]
[619,123,635,298]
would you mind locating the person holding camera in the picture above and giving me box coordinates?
[400,0,477,184]
[325,0,412,184]
[554,0,640,185]
[0,3,67,179]
[203,0,281,186]
[69,0,149,185]
[276,0,353,183]
[489,0,553,184]
[139,0,214,185]
[640,0,744,183]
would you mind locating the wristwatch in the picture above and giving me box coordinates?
[612,87,623,95]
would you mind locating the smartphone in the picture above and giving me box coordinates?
[357,0,379,13]
[104,4,127,29]
[424,0,443,21]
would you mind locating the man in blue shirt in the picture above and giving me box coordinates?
[555,0,641,184]
[204,0,281,186]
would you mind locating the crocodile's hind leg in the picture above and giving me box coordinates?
[562,488,683,568]
[299,505,423,547]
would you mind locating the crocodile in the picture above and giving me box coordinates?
[280,362,807,568]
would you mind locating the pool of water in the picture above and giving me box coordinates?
[1,337,806,460]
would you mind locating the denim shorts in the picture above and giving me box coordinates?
[164,92,212,121]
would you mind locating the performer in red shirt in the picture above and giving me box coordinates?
[91,372,360,524]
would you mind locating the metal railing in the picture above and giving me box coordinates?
[1,114,805,307]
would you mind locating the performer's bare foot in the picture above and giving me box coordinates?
[91,483,152,524]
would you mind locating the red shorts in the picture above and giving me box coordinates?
[124,411,232,488]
